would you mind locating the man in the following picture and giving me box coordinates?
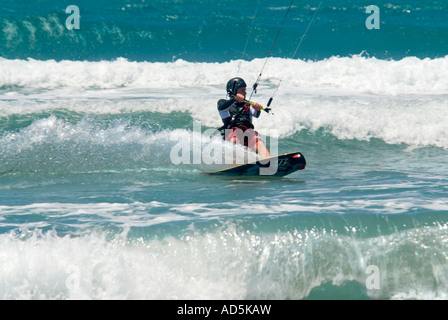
[217,77,271,158]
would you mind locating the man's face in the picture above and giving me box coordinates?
[237,87,247,97]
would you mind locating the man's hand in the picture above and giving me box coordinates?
[234,94,264,112]
[235,93,245,103]
[252,103,263,112]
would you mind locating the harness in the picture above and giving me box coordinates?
[218,102,253,136]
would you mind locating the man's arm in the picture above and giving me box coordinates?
[251,107,261,118]
[217,98,236,111]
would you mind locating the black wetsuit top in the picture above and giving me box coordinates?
[217,98,261,130]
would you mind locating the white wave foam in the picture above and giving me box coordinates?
[254,94,448,149]
[1,223,448,299]
[1,55,448,95]
[2,94,448,152]
[0,57,231,90]
[0,115,251,173]
[2,56,448,149]
[0,115,174,173]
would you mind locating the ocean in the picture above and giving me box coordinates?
[0,0,448,300]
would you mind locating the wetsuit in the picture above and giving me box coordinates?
[217,98,262,149]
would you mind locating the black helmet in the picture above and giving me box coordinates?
[226,77,247,95]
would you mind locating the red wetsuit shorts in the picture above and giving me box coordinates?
[225,126,263,150]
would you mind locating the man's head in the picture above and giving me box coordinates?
[226,77,247,96]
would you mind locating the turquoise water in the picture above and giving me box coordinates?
[1,0,448,299]
[1,0,447,61]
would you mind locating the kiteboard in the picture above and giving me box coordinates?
[203,151,306,177]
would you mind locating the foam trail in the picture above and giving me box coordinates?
[0,115,250,174]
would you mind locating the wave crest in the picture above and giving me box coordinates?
[1,56,448,95]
